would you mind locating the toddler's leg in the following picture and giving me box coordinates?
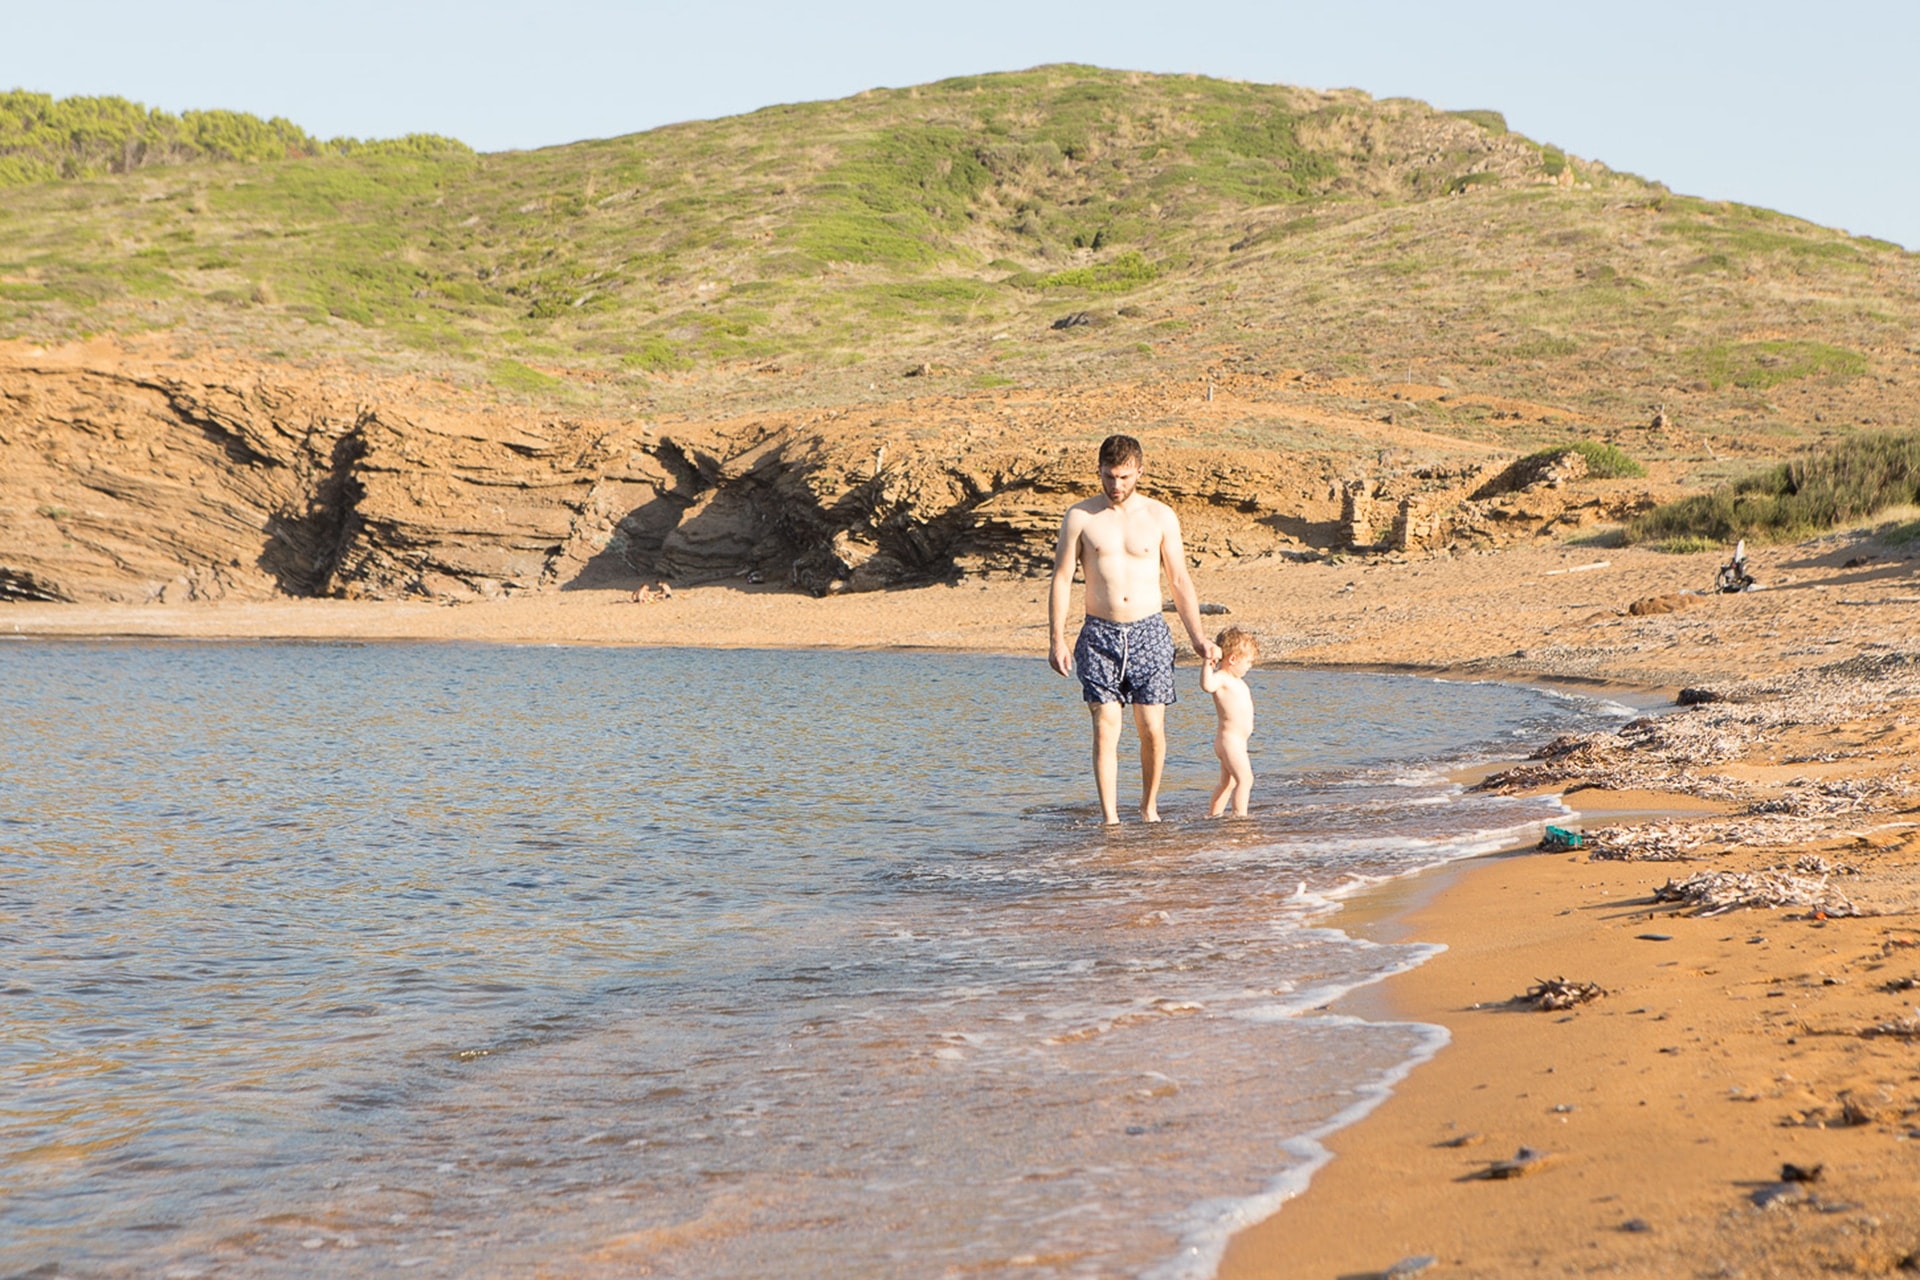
[1221,737,1254,817]
[1209,745,1235,817]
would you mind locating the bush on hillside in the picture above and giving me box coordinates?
[1525,440,1646,479]
[0,90,469,185]
[1032,251,1158,292]
[1627,430,1920,545]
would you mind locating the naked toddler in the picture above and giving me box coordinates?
[1201,626,1259,817]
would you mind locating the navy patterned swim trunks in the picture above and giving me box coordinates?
[1073,613,1179,706]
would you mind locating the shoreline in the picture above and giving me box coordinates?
[8,534,1920,1276]
[1221,774,1920,1278]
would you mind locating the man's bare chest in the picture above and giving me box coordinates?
[1081,511,1160,560]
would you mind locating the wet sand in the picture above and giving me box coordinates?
[9,532,1920,1277]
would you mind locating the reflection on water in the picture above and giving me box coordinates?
[0,643,1612,1277]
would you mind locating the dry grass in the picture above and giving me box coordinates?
[0,65,1914,469]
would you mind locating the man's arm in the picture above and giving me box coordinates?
[1159,505,1220,664]
[1048,508,1082,677]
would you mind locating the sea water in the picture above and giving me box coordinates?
[0,642,1627,1277]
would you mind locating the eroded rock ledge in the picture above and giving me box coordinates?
[1,350,1653,603]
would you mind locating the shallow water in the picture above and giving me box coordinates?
[0,643,1622,1277]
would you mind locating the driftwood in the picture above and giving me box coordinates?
[1862,1014,1920,1040]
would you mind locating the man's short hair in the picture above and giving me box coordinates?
[1216,626,1260,663]
[1098,434,1144,470]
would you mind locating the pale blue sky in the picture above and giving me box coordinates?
[4,0,1914,248]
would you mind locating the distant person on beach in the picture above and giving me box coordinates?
[1049,434,1221,825]
[631,581,674,603]
[1201,626,1260,818]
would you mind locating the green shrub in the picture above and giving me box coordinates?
[490,359,561,393]
[1508,334,1580,359]
[1627,430,1920,545]
[0,89,470,187]
[619,336,692,372]
[1876,516,1920,546]
[1033,250,1157,292]
[1649,535,1721,554]
[1524,440,1645,478]
[1449,110,1509,135]
[1688,340,1866,390]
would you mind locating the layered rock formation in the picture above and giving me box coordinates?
[1,347,1657,604]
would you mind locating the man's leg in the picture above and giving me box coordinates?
[1133,702,1166,822]
[1090,701,1123,825]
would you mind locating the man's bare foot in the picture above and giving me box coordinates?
[1101,812,1121,826]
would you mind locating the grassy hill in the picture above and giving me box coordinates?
[2,65,1915,457]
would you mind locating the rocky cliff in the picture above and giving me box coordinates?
[1,344,1672,605]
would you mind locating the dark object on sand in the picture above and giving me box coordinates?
[1521,977,1605,1011]
[1750,1180,1809,1209]
[1051,311,1093,330]
[1437,1131,1484,1148]
[1715,539,1756,593]
[1479,1146,1549,1180]
[1381,1257,1437,1277]
[1781,1162,1824,1183]
[1620,1218,1653,1233]
[1540,825,1584,851]
[1635,932,1674,942]
[1676,687,1723,706]
[1345,1257,1440,1280]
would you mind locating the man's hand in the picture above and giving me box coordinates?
[1049,635,1074,678]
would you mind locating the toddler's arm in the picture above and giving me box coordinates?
[1199,656,1221,694]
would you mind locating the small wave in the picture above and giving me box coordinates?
[1143,1017,1453,1280]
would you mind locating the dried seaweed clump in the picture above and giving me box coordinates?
[1652,862,1862,918]
[1520,977,1605,1010]
[1587,821,1701,862]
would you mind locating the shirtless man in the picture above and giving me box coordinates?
[1049,434,1220,824]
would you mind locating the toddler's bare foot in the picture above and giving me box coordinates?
[1140,806,1161,823]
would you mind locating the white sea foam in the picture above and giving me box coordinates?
[1144,1016,1454,1280]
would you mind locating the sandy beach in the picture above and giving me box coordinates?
[9,531,1920,1277]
